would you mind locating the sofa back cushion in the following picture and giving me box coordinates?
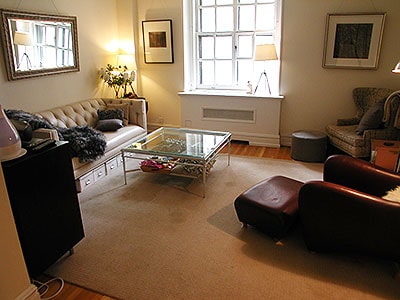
[101,98,146,125]
[36,98,147,131]
[37,99,107,128]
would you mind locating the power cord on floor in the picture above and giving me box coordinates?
[32,277,64,300]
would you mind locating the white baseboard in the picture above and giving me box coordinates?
[147,122,178,132]
[15,284,41,300]
[280,134,292,147]
[231,131,280,148]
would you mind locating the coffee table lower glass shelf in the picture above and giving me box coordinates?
[121,127,231,197]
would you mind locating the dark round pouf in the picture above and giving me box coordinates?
[291,130,327,162]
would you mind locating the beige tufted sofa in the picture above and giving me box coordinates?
[34,98,147,192]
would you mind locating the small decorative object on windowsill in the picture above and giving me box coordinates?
[246,81,253,94]
[99,64,138,98]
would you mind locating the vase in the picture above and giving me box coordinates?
[0,104,23,161]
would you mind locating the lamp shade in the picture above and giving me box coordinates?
[0,105,24,161]
[13,31,33,46]
[255,44,278,61]
[117,53,137,70]
[392,61,400,74]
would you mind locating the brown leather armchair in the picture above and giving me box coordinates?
[298,155,400,264]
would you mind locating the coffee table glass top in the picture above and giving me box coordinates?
[125,127,231,160]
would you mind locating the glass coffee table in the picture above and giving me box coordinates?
[121,127,231,197]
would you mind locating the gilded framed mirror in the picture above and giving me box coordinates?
[0,9,80,80]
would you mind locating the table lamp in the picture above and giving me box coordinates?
[13,31,33,70]
[392,60,400,74]
[254,44,278,94]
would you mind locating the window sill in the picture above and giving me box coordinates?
[178,90,284,100]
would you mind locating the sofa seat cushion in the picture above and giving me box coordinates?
[71,124,146,176]
[104,125,145,150]
[326,124,366,147]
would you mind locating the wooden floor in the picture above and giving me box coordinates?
[37,142,292,300]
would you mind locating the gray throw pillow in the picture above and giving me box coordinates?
[356,101,384,135]
[98,108,124,123]
[96,119,123,132]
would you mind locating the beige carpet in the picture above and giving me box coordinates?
[46,155,400,300]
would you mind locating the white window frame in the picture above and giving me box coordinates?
[183,0,282,93]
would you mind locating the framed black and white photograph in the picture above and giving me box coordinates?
[142,19,174,64]
[322,13,386,69]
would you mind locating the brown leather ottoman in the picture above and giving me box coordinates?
[234,175,303,240]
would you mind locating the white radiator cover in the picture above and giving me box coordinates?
[179,92,283,147]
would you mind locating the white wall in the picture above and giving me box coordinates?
[280,0,400,144]
[0,0,119,112]
[0,1,120,298]
[0,164,40,300]
[136,0,400,145]
[135,0,184,128]
[1,1,400,296]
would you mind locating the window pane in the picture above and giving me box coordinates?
[43,47,56,67]
[200,61,214,85]
[66,31,71,49]
[200,0,215,5]
[199,36,214,59]
[239,0,255,3]
[215,36,232,59]
[237,35,253,58]
[255,35,273,45]
[35,26,44,44]
[45,26,55,46]
[238,5,255,31]
[256,4,275,30]
[200,8,215,32]
[57,49,63,66]
[215,60,232,85]
[216,0,233,4]
[58,28,63,48]
[216,7,233,31]
[69,50,74,64]
[237,60,254,86]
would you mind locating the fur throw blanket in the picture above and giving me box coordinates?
[5,109,106,162]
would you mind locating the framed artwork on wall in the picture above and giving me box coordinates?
[322,13,386,69]
[142,19,174,64]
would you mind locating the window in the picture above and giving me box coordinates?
[14,20,74,70]
[187,0,281,92]
[34,23,74,68]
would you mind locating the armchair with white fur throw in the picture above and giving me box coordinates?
[326,87,400,158]
[299,155,400,277]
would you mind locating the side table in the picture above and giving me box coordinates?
[370,139,400,172]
